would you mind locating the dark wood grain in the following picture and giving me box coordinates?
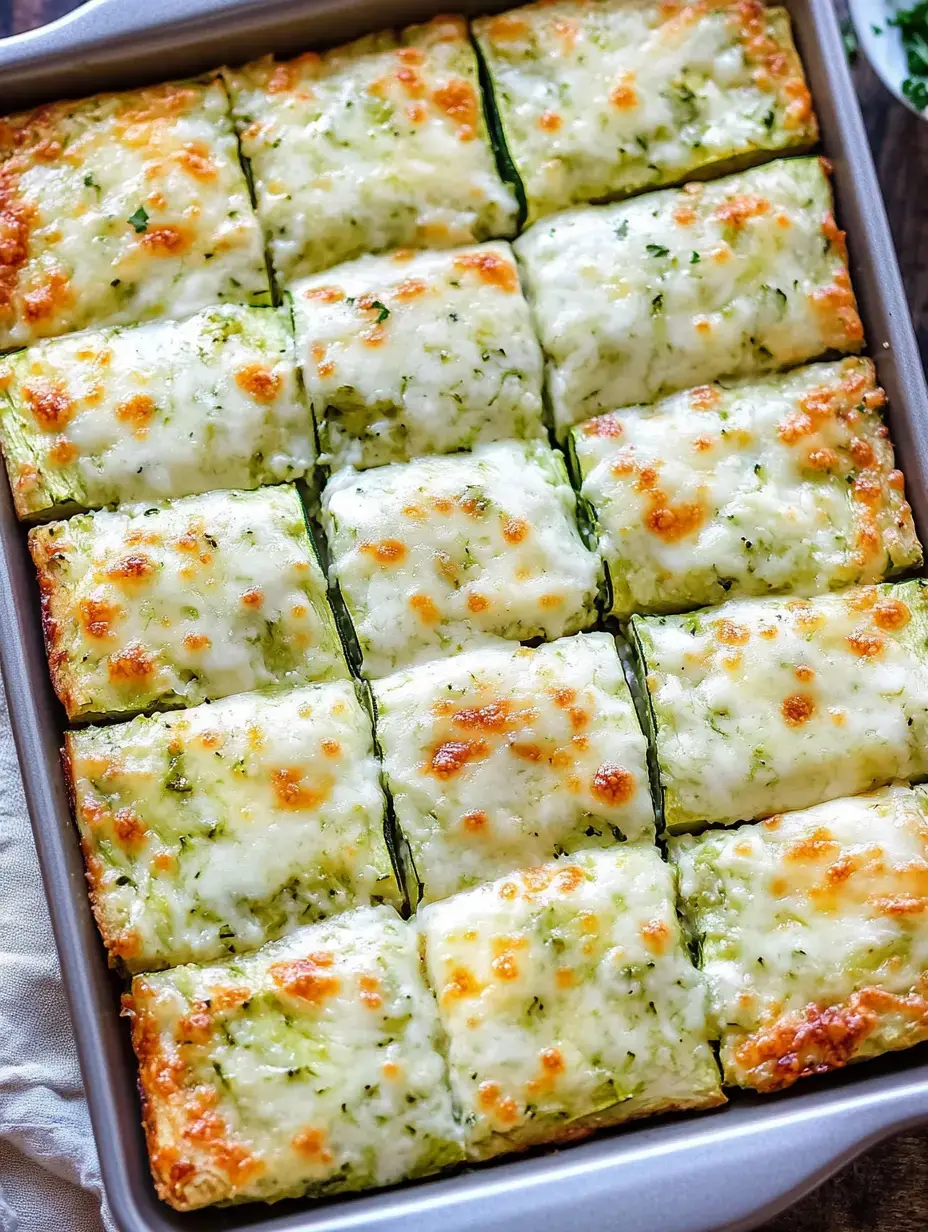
[1,0,927,1228]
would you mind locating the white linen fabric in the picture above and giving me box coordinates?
[0,678,111,1232]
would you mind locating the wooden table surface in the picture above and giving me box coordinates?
[2,0,928,1229]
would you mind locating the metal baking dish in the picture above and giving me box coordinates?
[1,1,927,1229]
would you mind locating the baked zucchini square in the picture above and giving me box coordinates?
[672,784,928,1091]
[631,580,928,833]
[570,359,921,617]
[322,441,602,677]
[0,77,270,350]
[474,0,816,225]
[124,906,464,1211]
[66,681,398,972]
[29,485,347,721]
[515,157,863,435]
[0,305,311,521]
[419,845,724,1159]
[291,242,545,470]
[226,17,519,284]
[373,633,652,903]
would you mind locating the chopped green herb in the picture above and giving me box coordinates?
[889,3,928,111]
[646,243,669,258]
[371,300,391,324]
[614,219,629,240]
[127,206,150,234]
[690,251,701,265]
[840,16,858,64]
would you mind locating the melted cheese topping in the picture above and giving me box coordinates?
[125,907,463,1210]
[572,359,921,617]
[633,580,928,832]
[373,633,652,902]
[475,0,816,223]
[29,485,346,721]
[292,243,545,470]
[67,683,398,972]
[323,442,602,676]
[419,846,723,1158]
[0,77,270,350]
[673,785,928,1091]
[0,305,311,520]
[515,157,863,435]
[226,17,518,283]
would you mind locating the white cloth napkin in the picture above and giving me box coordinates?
[0,677,112,1232]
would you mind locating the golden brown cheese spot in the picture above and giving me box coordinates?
[781,692,815,727]
[270,953,340,1004]
[539,110,563,131]
[454,701,510,731]
[79,597,122,640]
[395,65,426,99]
[502,515,529,543]
[240,587,264,609]
[48,436,77,465]
[113,807,147,848]
[320,738,340,758]
[852,471,883,506]
[487,13,529,41]
[305,284,344,303]
[784,828,837,864]
[777,411,813,445]
[640,917,670,955]
[409,593,440,624]
[234,364,282,404]
[462,810,488,833]
[178,1006,212,1045]
[394,276,428,302]
[266,63,296,94]
[555,966,576,989]
[673,204,697,226]
[609,75,639,109]
[691,385,721,411]
[174,141,217,181]
[467,592,490,613]
[847,628,885,659]
[540,1046,566,1076]
[539,592,563,609]
[568,706,589,732]
[432,79,478,140]
[140,225,192,255]
[509,740,542,762]
[23,270,72,323]
[550,686,576,708]
[583,412,623,438]
[211,986,252,1012]
[889,469,906,491]
[849,437,875,467]
[491,951,521,982]
[556,864,584,895]
[806,447,839,472]
[452,249,518,293]
[429,738,489,778]
[107,641,157,685]
[0,173,34,318]
[442,966,481,1003]
[360,538,406,566]
[716,619,750,646]
[714,194,771,228]
[271,768,327,810]
[872,598,910,631]
[106,552,155,585]
[359,973,382,1010]
[591,763,636,807]
[292,1127,334,1165]
[183,632,210,651]
[115,393,156,435]
[733,996,879,1092]
[23,379,74,431]
[794,664,815,682]
[644,497,705,543]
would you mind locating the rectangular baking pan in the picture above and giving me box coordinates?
[1,1,927,1229]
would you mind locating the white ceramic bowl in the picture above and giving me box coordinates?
[850,0,928,119]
